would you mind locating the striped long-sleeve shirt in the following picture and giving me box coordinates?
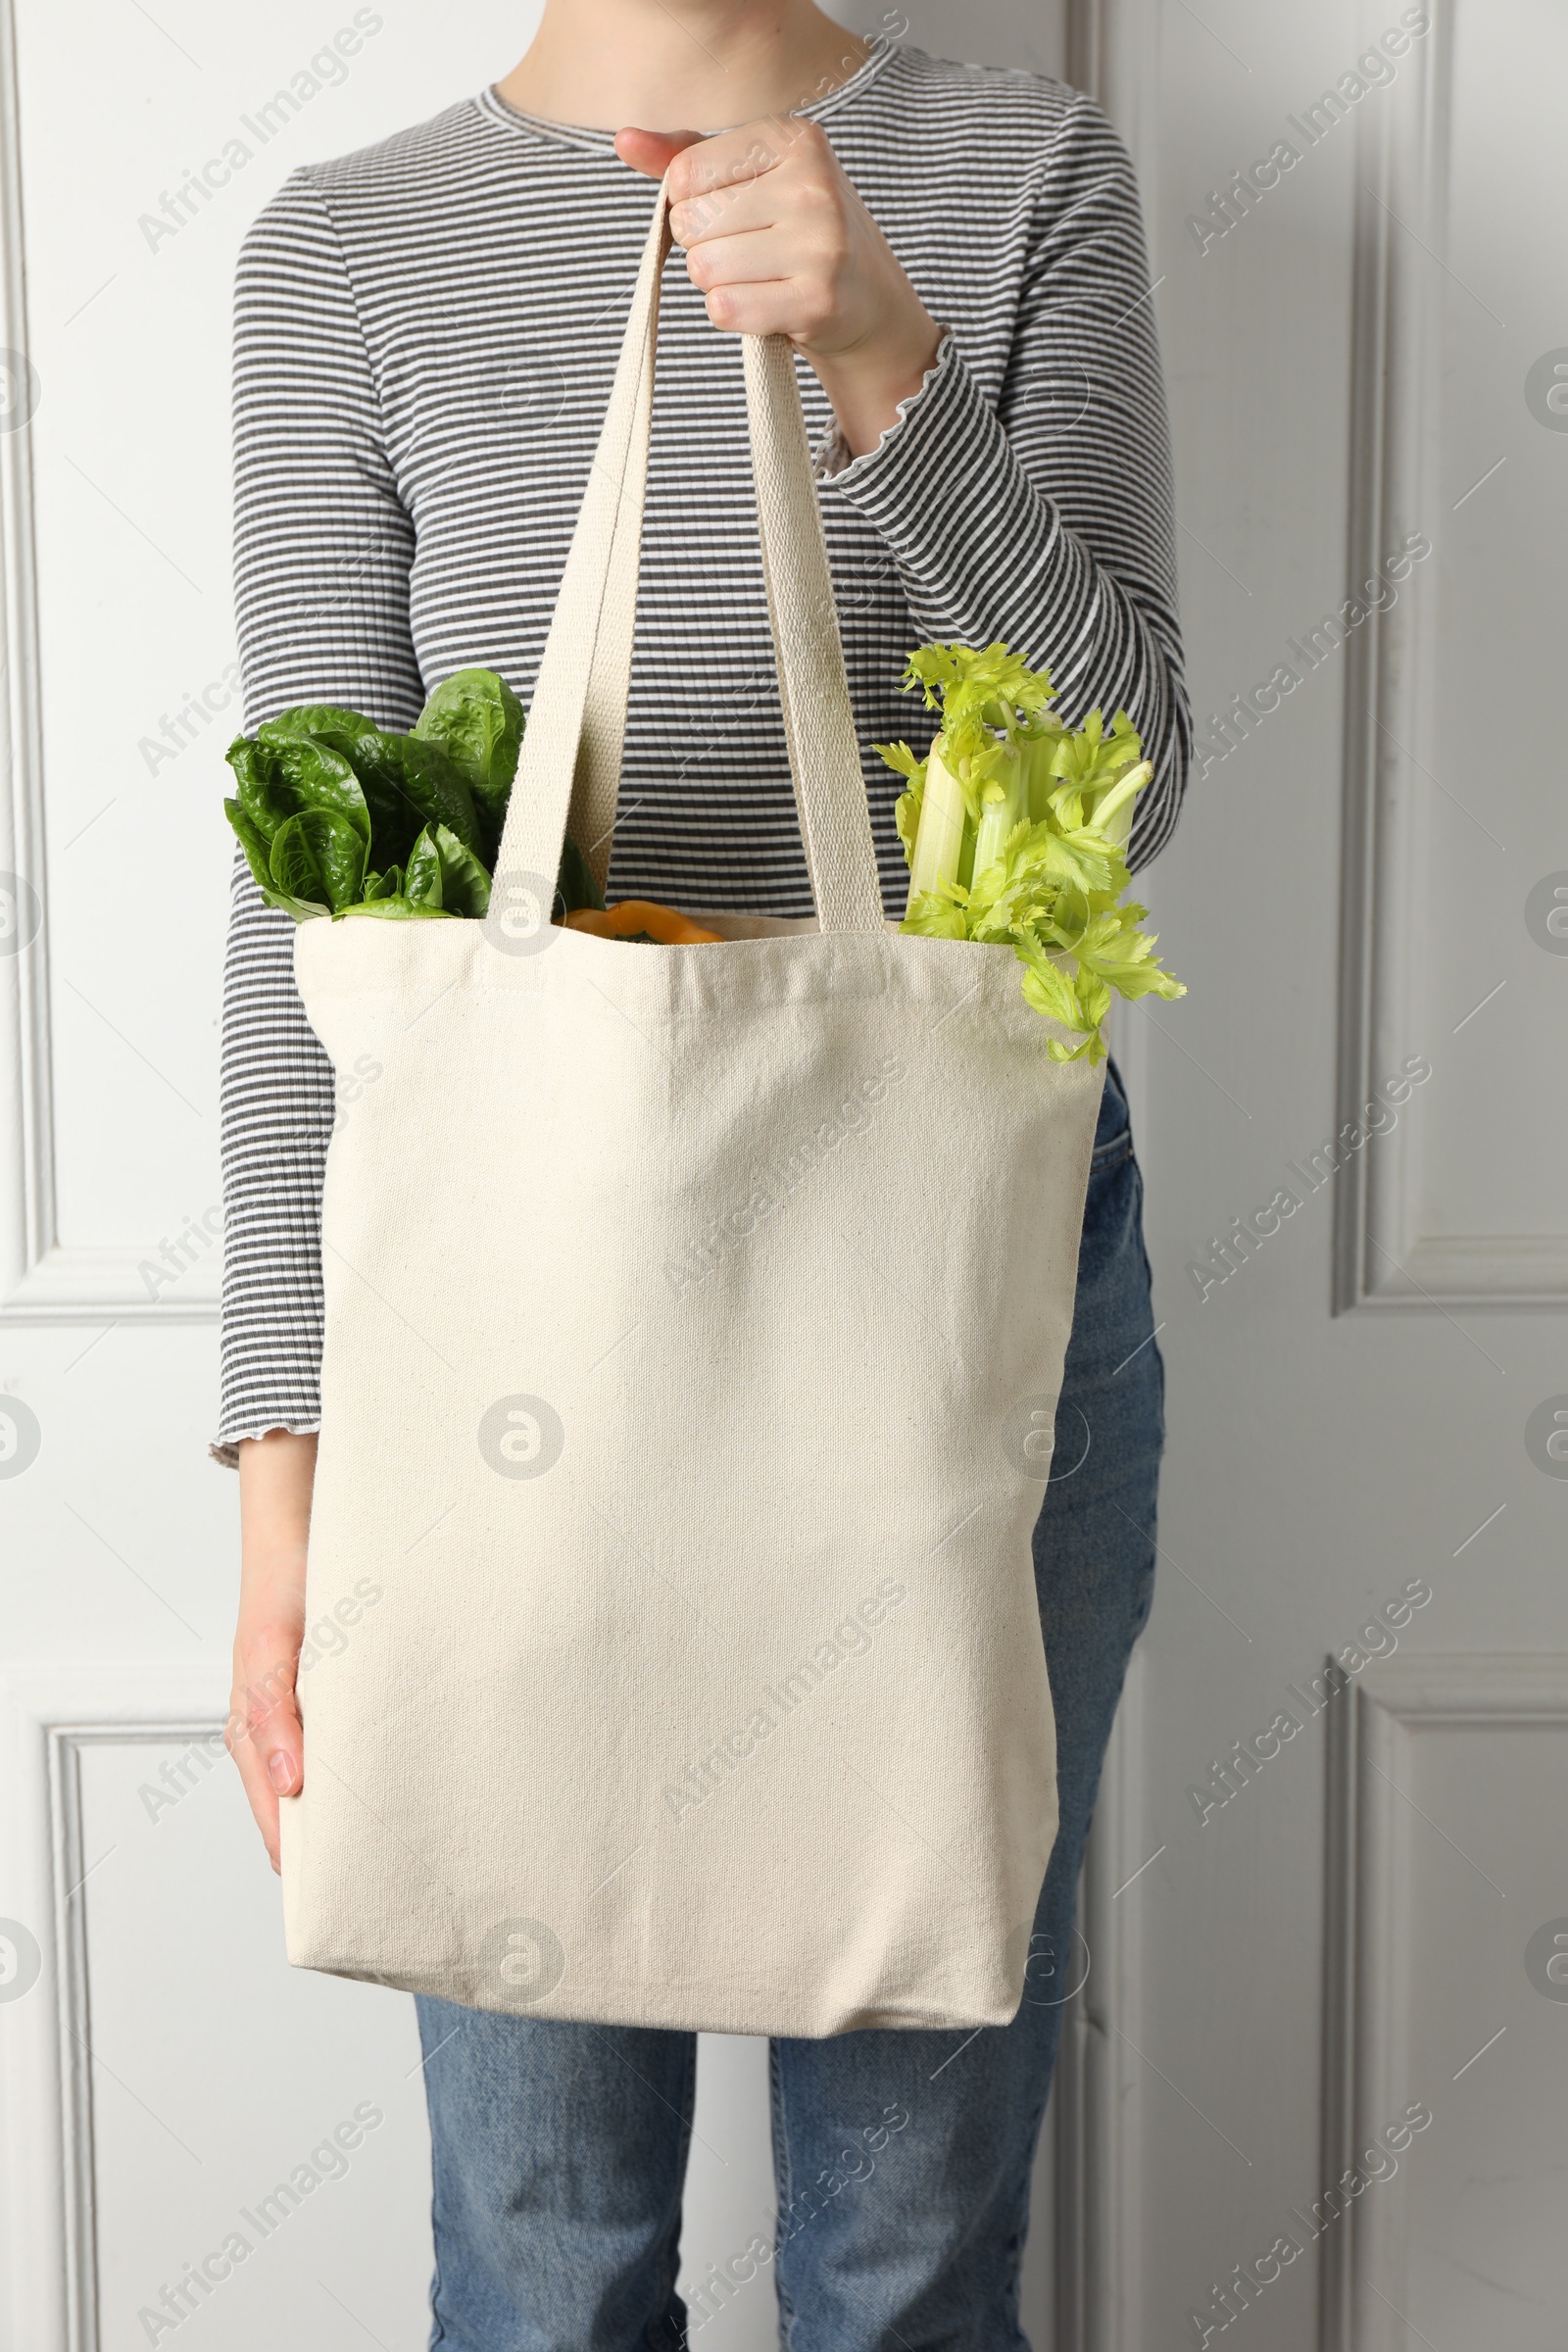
[216,37,1190,1456]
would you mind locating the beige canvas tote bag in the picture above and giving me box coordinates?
[280,175,1105,2036]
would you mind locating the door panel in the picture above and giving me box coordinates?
[1132,0,1568,2343]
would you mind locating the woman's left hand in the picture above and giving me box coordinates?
[616,121,943,460]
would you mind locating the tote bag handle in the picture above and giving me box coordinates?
[492,174,887,937]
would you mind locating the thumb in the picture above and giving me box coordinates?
[614,125,705,180]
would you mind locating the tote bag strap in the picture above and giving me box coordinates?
[493,174,886,936]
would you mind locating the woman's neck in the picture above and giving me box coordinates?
[497,0,869,133]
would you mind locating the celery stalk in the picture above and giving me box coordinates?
[884,638,1184,1062]
[1087,759,1152,851]
[908,741,969,899]
[972,747,1028,878]
[1020,724,1065,822]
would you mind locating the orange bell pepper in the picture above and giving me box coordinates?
[564,899,722,945]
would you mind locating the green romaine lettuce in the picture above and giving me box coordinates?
[224,736,294,842]
[413,668,524,861]
[337,898,455,920]
[222,670,567,926]
[224,797,329,920]
[393,819,491,916]
[270,808,367,912]
[250,728,373,845]
[429,823,492,917]
[263,704,377,743]
[403,825,443,909]
[318,731,479,864]
[556,830,606,914]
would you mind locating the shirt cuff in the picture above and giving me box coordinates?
[209,1417,321,1469]
[812,326,960,485]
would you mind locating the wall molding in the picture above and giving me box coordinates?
[2,1247,220,1325]
[1053,1642,1146,2352]
[1320,1653,1568,2349]
[1044,8,1159,2346]
[0,1660,230,2352]
[1334,0,1443,1314]
[0,0,59,1325]
[1066,0,1159,191]
[0,0,219,1329]
[1334,0,1568,1311]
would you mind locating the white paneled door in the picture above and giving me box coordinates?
[1117,0,1568,2345]
[2,3,1562,2349]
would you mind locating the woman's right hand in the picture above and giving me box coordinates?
[227,1430,318,1873]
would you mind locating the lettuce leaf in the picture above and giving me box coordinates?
[224,798,329,920]
[430,822,491,917]
[270,808,366,912]
[256,728,373,845]
[325,731,480,864]
[337,898,455,920]
[413,668,523,862]
[557,831,606,914]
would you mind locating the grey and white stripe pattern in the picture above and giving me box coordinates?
[217,38,1190,1452]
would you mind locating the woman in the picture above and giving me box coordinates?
[220,0,1187,2338]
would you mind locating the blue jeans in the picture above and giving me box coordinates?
[415,1060,1162,2350]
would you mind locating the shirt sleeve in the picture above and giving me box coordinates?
[214,168,421,1463]
[815,92,1191,871]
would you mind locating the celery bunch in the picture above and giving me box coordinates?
[876,643,1184,1063]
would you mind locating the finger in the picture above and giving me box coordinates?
[697,273,811,340]
[227,1714,284,1873]
[670,173,781,251]
[613,125,704,181]
[683,225,804,295]
[681,227,847,348]
[226,1643,305,1871]
[663,117,815,207]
